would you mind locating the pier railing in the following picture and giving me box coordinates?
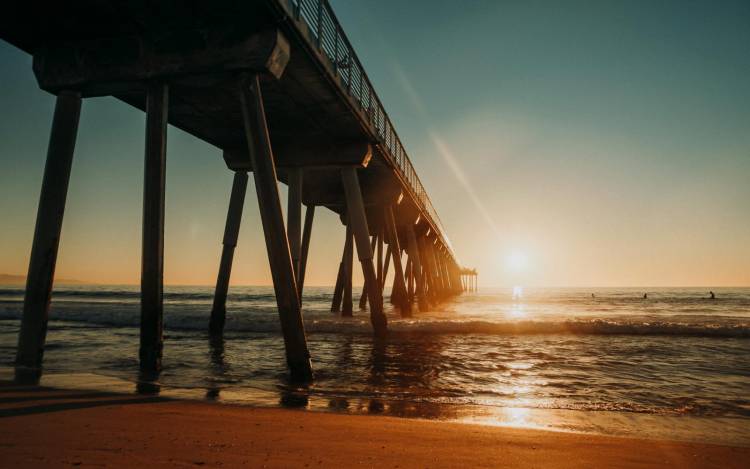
[285,0,454,256]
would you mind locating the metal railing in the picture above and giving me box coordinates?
[286,0,455,258]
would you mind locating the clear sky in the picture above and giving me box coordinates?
[1,0,748,287]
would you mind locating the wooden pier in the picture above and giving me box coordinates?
[1,0,472,383]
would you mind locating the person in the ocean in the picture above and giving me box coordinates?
[591,293,595,299]
[709,291,715,300]
[643,293,648,299]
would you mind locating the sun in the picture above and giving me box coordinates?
[506,250,529,273]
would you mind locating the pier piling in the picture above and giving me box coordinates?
[15,91,82,383]
[287,168,303,279]
[406,226,428,312]
[341,167,387,336]
[210,171,249,335]
[239,73,312,381]
[298,204,315,299]
[342,224,354,316]
[384,205,410,315]
[140,83,168,375]
[358,235,377,310]
[376,221,384,288]
[331,232,346,313]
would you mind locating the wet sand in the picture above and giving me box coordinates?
[0,383,747,468]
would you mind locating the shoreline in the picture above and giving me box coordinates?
[1,381,748,468]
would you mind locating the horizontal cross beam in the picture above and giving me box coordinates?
[34,28,290,96]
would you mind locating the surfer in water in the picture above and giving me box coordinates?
[709,291,715,300]
[643,293,648,299]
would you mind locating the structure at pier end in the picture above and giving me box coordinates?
[1,0,473,383]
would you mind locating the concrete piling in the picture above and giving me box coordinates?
[341,167,387,337]
[140,83,169,375]
[209,171,248,335]
[298,204,315,299]
[342,224,354,316]
[384,205,409,316]
[15,91,82,384]
[406,226,428,312]
[239,73,312,381]
[287,168,303,279]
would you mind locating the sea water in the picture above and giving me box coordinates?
[1,285,748,446]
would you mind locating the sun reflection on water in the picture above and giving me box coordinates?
[508,304,526,319]
[506,362,534,370]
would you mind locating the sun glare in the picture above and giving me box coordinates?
[506,250,529,273]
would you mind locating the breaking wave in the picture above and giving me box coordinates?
[0,305,747,338]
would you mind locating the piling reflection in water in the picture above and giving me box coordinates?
[206,335,229,400]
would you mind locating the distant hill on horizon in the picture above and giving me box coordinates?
[0,274,89,285]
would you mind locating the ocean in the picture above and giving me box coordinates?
[1,285,748,446]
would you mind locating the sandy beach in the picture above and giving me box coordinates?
[0,382,747,468]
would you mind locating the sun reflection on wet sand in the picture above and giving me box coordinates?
[465,406,551,431]
[503,407,533,426]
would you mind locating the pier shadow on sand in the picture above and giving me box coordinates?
[0,381,167,418]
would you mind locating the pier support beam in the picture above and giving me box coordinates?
[412,255,414,308]
[298,204,315,299]
[358,235,377,310]
[287,168,302,279]
[331,229,347,313]
[341,167,387,336]
[417,236,436,302]
[431,243,447,298]
[406,226,428,312]
[383,245,391,290]
[342,224,354,316]
[425,240,440,298]
[140,83,168,375]
[239,73,312,381]
[384,205,410,316]
[15,91,82,383]
[209,171,248,335]
[376,222,384,288]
